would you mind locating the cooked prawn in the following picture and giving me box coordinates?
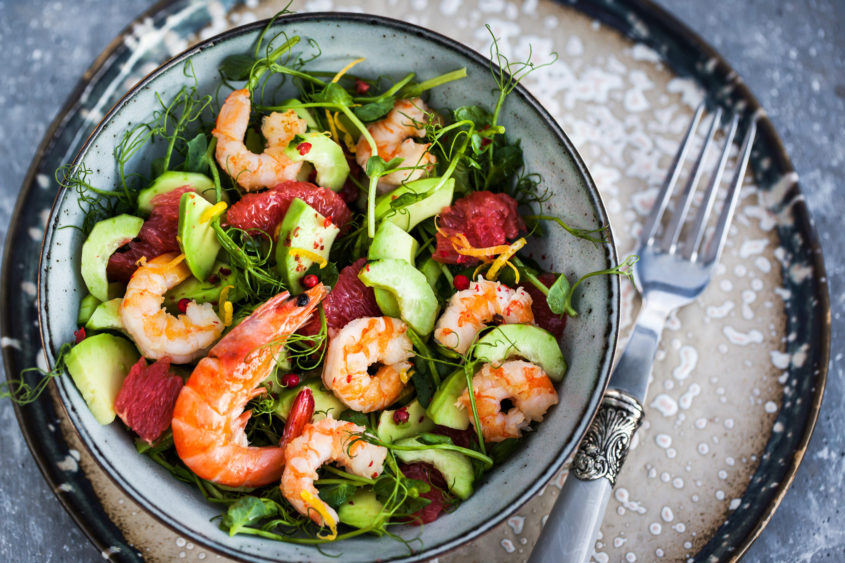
[213,88,308,191]
[322,316,414,413]
[355,97,436,191]
[171,284,328,487]
[119,253,224,364]
[434,279,534,355]
[282,417,387,536]
[458,360,558,442]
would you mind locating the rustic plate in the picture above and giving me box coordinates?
[2,0,828,561]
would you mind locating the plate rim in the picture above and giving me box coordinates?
[3,0,830,561]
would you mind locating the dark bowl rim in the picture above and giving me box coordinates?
[34,10,619,562]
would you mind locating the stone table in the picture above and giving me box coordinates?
[0,0,840,560]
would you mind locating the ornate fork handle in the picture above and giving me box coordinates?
[572,389,644,486]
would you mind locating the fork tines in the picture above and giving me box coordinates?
[639,102,757,265]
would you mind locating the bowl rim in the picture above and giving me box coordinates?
[36,11,618,562]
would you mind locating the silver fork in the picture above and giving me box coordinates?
[529,102,757,563]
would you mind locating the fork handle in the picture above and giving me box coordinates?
[529,390,644,563]
[530,308,665,563]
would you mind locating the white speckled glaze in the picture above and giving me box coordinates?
[38,10,617,563]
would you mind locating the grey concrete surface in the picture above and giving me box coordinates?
[0,0,841,561]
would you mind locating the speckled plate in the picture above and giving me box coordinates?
[2,1,829,562]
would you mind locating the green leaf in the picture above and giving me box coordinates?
[546,273,576,317]
[453,105,491,128]
[302,261,339,289]
[339,409,369,427]
[365,155,388,177]
[317,482,357,509]
[317,82,353,106]
[354,99,395,122]
[220,53,257,81]
[220,496,277,536]
[150,156,167,179]
[183,133,208,173]
[486,143,523,187]
[411,356,436,407]
[489,438,520,465]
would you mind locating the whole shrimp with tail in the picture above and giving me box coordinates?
[171,284,328,487]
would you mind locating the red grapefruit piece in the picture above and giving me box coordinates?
[107,187,190,282]
[434,191,525,265]
[226,180,352,237]
[114,357,184,445]
[400,462,451,525]
[322,258,381,330]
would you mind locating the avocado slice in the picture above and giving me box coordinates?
[163,262,239,310]
[64,333,140,424]
[368,222,420,318]
[77,294,100,325]
[137,171,218,215]
[377,399,435,444]
[419,256,442,291]
[177,191,223,281]
[81,214,144,302]
[374,177,455,232]
[474,325,567,381]
[394,436,475,500]
[274,379,346,422]
[77,283,124,325]
[284,133,350,191]
[337,488,384,530]
[426,369,470,430]
[357,259,439,336]
[85,298,123,332]
[275,198,340,293]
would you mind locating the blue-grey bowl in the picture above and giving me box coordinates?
[38,13,618,562]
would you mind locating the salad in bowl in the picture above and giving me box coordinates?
[38,12,620,561]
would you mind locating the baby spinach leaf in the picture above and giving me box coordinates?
[354,99,395,122]
[546,273,575,317]
[302,261,339,289]
[183,132,208,174]
[220,496,277,536]
[339,409,369,427]
[317,482,357,509]
[317,82,353,106]
[220,53,257,81]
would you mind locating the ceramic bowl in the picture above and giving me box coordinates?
[38,13,618,562]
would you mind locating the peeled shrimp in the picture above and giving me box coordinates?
[355,97,436,191]
[322,316,414,413]
[434,279,534,355]
[119,253,224,364]
[282,417,387,534]
[458,360,558,442]
[213,88,308,191]
[170,284,328,487]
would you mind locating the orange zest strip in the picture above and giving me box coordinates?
[200,201,228,224]
[287,247,328,268]
[218,285,234,326]
[300,490,338,540]
[164,253,186,270]
[331,57,366,83]
[486,237,526,281]
[399,367,413,384]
